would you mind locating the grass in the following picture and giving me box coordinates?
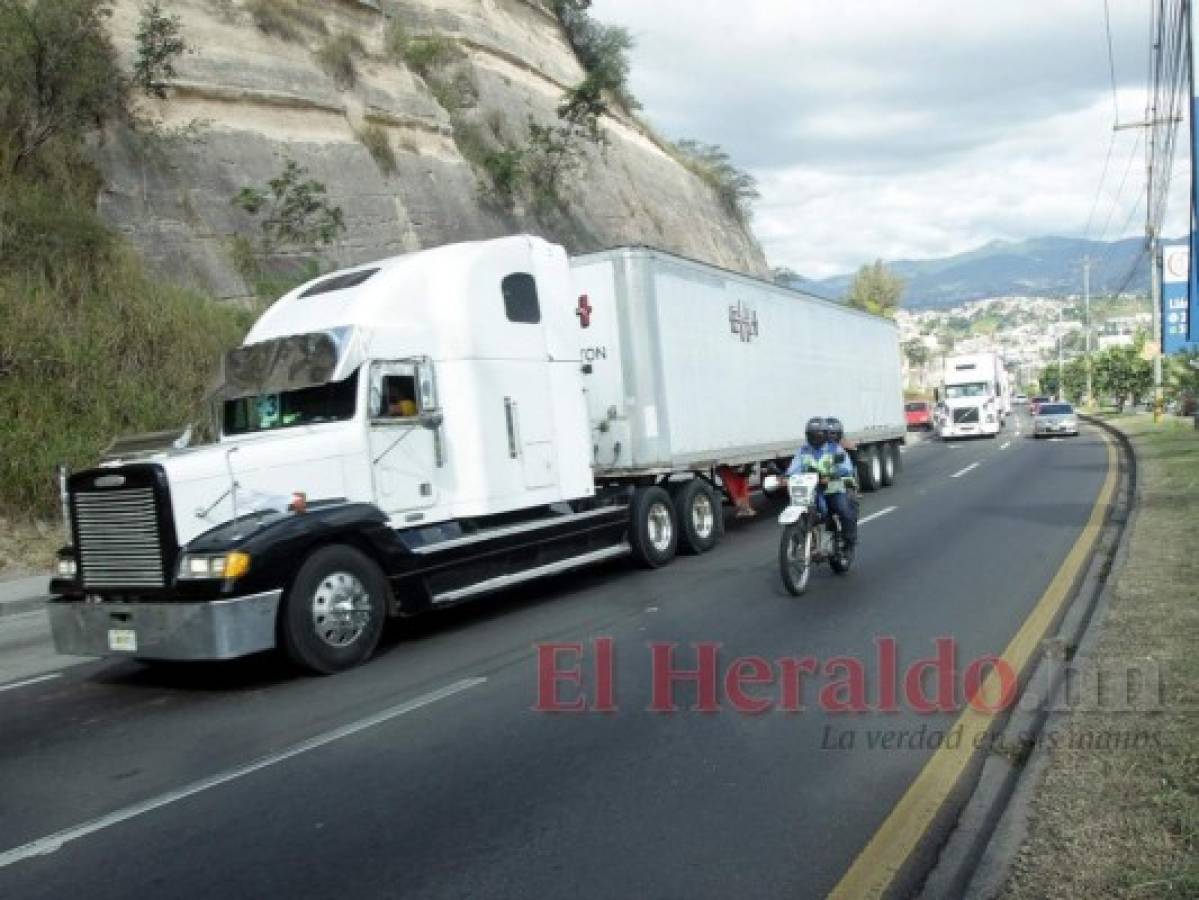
[315,32,364,89]
[246,0,327,43]
[1002,414,1199,898]
[402,34,461,78]
[356,122,397,175]
[0,237,250,520]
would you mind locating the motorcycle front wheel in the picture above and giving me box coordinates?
[779,520,814,596]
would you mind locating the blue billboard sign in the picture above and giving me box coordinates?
[1162,245,1199,354]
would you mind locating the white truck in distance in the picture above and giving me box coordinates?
[936,351,1009,439]
[48,237,906,674]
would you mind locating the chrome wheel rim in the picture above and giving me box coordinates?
[647,501,674,552]
[311,571,372,648]
[871,454,882,484]
[884,452,895,479]
[691,492,716,539]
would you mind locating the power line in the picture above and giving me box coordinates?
[1103,0,1121,121]
[1082,130,1117,240]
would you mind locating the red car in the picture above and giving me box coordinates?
[905,400,933,431]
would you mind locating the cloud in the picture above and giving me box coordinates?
[591,0,1189,277]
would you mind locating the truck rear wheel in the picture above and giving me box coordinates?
[629,486,678,568]
[672,479,721,554]
[857,446,882,492]
[280,544,388,675]
[881,444,897,486]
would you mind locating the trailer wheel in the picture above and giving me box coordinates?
[280,544,388,675]
[629,486,678,568]
[880,444,897,487]
[857,446,882,492]
[672,479,721,554]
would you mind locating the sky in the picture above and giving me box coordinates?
[590,0,1191,278]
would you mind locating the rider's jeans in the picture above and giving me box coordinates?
[823,492,858,545]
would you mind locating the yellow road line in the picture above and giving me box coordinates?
[829,429,1118,899]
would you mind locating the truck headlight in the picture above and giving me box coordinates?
[178,551,251,580]
[55,555,77,578]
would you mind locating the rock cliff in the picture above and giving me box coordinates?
[96,0,767,298]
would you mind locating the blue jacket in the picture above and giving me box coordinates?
[786,441,854,490]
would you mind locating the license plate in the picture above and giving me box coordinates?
[108,629,137,653]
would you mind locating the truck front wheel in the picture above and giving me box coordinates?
[881,444,897,486]
[281,544,388,675]
[672,478,721,554]
[629,486,678,568]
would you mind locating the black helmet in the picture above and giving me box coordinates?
[805,416,828,448]
[825,417,844,443]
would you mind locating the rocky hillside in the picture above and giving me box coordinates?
[96,0,766,299]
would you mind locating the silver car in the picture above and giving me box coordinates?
[1033,402,1079,437]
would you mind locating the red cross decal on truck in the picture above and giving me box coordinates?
[576,294,593,328]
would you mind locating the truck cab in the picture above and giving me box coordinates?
[49,236,629,673]
[937,353,1005,439]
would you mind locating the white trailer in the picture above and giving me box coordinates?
[936,351,1006,439]
[48,237,906,674]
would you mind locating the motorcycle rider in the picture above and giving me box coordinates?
[824,415,861,521]
[786,417,858,547]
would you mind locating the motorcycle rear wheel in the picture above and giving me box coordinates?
[779,520,814,596]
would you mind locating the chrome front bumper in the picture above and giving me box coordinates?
[47,591,281,661]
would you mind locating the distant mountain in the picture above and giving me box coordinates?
[792,236,1175,309]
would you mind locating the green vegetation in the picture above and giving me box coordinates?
[401,34,462,78]
[230,159,345,296]
[1038,345,1155,409]
[0,250,249,515]
[672,140,758,223]
[1003,415,1199,899]
[133,0,187,98]
[552,0,638,114]
[847,260,904,318]
[356,122,397,175]
[315,32,364,89]
[246,0,326,43]
[0,0,249,519]
[902,338,931,370]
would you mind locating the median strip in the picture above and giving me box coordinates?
[0,676,488,869]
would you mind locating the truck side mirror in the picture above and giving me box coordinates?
[419,411,443,430]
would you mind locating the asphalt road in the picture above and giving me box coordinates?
[0,411,1111,899]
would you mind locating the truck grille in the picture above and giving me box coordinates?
[74,488,166,588]
[952,407,980,424]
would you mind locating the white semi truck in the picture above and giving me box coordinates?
[48,237,906,673]
[936,351,1008,439]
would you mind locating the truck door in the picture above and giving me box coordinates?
[367,360,442,518]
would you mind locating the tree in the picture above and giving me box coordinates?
[847,260,904,318]
[0,0,127,175]
[1092,346,1152,411]
[903,339,930,369]
[232,159,345,254]
[133,0,187,99]
[674,140,759,222]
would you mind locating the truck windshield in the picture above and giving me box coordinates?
[945,382,989,399]
[223,371,358,435]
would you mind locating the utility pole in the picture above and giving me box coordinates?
[1150,228,1164,421]
[1084,256,1093,405]
[1058,306,1065,401]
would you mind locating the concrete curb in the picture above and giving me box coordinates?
[914,415,1138,899]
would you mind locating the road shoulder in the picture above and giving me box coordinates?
[985,414,1199,897]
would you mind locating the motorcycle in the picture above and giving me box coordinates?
[772,462,855,596]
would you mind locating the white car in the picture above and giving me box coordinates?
[1014,393,1028,404]
[1033,402,1079,437]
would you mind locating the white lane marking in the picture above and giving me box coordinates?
[858,506,897,525]
[0,672,62,693]
[951,462,980,479]
[0,676,487,869]
[1000,441,1011,450]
